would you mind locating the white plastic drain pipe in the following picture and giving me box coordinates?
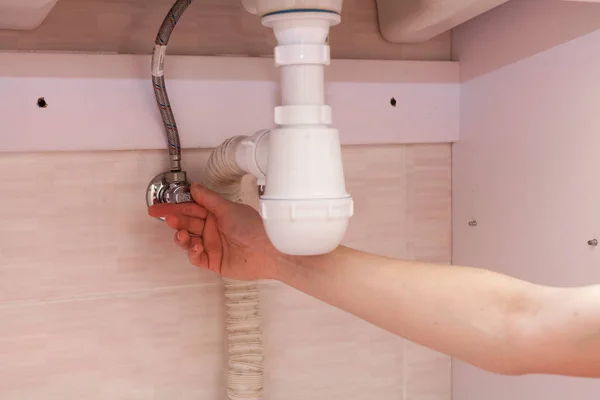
[225,1,354,257]
[257,3,354,256]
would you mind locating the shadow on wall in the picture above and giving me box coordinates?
[453,0,600,81]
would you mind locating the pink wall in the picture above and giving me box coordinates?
[452,1,600,399]
[0,53,459,152]
[453,0,600,81]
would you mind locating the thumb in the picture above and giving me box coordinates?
[191,184,229,217]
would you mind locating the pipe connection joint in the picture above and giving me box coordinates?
[262,6,352,256]
[235,129,353,256]
[146,170,192,211]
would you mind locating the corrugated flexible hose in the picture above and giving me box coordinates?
[202,137,264,400]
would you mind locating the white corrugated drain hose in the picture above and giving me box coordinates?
[201,137,264,400]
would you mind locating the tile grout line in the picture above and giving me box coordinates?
[0,282,219,308]
[403,338,408,400]
[402,146,408,400]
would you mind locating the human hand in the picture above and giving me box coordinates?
[148,184,280,280]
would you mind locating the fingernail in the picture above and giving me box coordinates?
[176,231,183,241]
[193,244,203,252]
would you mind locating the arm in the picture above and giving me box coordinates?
[275,246,600,377]
[149,184,600,378]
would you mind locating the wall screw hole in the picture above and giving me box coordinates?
[37,97,48,108]
[468,220,478,227]
[390,97,397,107]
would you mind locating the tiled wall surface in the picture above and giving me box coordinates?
[0,144,452,400]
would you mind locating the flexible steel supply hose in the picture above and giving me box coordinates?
[202,137,265,400]
[152,0,192,172]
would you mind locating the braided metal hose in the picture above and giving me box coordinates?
[152,0,192,172]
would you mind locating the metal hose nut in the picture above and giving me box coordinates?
[147,170,192,209]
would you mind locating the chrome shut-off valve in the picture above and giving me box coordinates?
[146,170,193,212]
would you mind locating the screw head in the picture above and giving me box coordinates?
[588,239,598,247]
[468,220,478,227]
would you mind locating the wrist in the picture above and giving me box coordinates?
[265,251,298,282]
[266,246,343,283]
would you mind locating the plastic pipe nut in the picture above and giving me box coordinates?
[260,197,354,255]
[275,44,330,66]
[274,105,332,125]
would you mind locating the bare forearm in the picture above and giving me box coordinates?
[529,285,600,377]
[274,246,532,373]
[272,246,600,377]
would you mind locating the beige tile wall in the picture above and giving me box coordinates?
[0,144,452,400]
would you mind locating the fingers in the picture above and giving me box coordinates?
[149,185,227,276]
[175,230,210,270]
[174,230,203,251]
[174,229,190,249]
[188,244,209,270]
[190,184,230,218]
[197,214,223,275]
[165,215,205,236]
[179,229,209,269]
[148,202,208,219]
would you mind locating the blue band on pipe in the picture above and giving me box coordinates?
[262,8,340,17]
